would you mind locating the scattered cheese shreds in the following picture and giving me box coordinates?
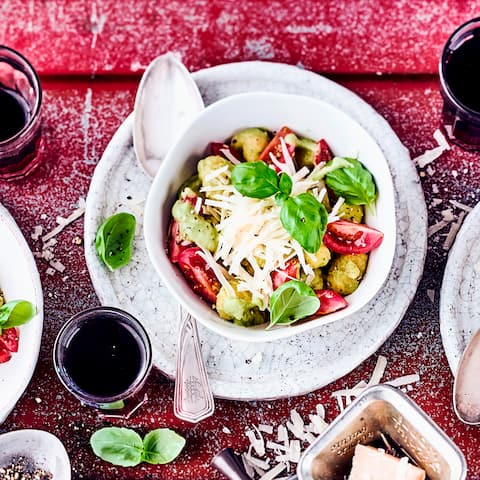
[385,374,420,388]
[259,462,286,480]
[414,129,450,168]
[368,355,388,386]
[443,211,466,251]
[428,220,449,237]
[433,128,450,151]
[42,202,85,242]
[449,199,472,212]
[427,289,435,303]
[414,146,445,168]
[31,225,43,240]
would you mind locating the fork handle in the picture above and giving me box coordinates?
[174,306,215,423]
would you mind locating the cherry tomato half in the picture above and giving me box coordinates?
[0,346,11,363]
[0,327,19,353]
[178,247,221,304]
[168,220,193,263]
[313,139,333,165]
[271,258,300,290]
[323,220,384,255]
[314,289,348,315]
[259,126,296,171]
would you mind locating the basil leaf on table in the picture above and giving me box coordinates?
[95,212,136,271]
[90,427,186,467]
[0,300,36,332]
[280,193,328,254]
[231,162,280,198]
[325,158,377,206]
[268,280,320,329]
[142,429,186,464]
[90,427,144,467]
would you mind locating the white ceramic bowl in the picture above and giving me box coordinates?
[0,429,71,479]
[144,92,396,342]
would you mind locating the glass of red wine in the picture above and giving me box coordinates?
[54,307,152,413]
[0,45,43,181]
[440,18,480,150]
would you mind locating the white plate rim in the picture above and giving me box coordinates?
[84,60,427,400]
[0,203,43,423]
[440,202,480,376]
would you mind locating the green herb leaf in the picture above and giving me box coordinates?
[95,212,136,271]
[0,300,36,330]
[325,158,377,206]
[142,429,186,465]
[90,427,144,467]
[231,162,280,198]
[278,173,293,196]
[268,280,320,329]
[280,193,328,254]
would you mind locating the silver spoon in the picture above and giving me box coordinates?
[133,52,214,423]
[453,328,480,425]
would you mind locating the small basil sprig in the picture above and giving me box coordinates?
[231,162,327,253]
[268,280,319,329]
[90,427,186,467]
[281,194,328,254]
[95,212,136,271]
[325,157,377,206]
[231,162,280,198]
[0,300,36,334]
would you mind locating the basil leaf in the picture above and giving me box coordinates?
[142,429,186,465]
[90,427,144,467]
[268,280,319,328]
[95,212,136,272]
[0,300,36,330]
[231,162,280,198]
[325,158,377,206]
[278,173,292,196]
[280,193,328,254]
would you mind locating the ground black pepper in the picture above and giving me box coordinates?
[0,457,52,480]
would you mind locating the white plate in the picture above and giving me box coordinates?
[440,202,480,375]
[84,61,427,400]
[0,203,43,423]
[0,429,71,479]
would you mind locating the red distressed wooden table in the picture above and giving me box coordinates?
[1,1,480,479]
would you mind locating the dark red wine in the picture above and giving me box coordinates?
[63,317,144,397]
[444,33,480,113]
[0,86,30,142]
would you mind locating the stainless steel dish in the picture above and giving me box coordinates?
[297,385,466,480]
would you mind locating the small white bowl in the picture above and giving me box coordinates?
[144,92,396,342]
[0,429,71,479]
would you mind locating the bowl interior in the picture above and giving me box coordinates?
[144,92,396,342]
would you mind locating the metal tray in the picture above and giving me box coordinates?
[297,385,466,480]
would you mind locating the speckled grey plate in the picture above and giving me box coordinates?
[440,202,480,376]
[84,61,427,400]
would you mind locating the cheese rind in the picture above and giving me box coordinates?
[348,444,426,480]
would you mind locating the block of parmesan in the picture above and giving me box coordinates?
[348,444,426,480]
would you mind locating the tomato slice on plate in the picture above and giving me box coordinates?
[178,247,221,304]
[259,126,296,171]
[0,327,19,353]
[314,289,348,315]
[323,220,383,254]
[168,220,193,263]
[271,258,300,290]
